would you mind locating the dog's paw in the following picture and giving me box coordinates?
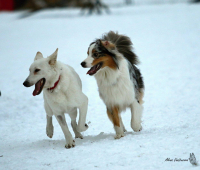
[75,133,83,139]
[132,124,142,132]
[123,127,127,133]
[65,140,75,149]
[46,125,54,138]
[77,124,89,132]
[114,133,125,139]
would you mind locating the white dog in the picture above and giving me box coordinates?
[23,48,88,148]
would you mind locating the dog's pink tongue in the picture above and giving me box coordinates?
[33,81,40,96]
[87,66,97,75]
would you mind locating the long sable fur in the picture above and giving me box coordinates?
[101,31,139,65]
[101,31,144,103]
[91,31,144,103]
[129,63,145,103]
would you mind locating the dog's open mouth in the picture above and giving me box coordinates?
[87,63,103,76]
[33,78,46,96]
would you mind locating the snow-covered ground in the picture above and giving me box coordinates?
[103,0,190,6]
[0,3,200,170]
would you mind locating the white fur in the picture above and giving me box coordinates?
[83,44,95,67]
[95,56,135,110]
[24,49,88,148]
[82,46,143,138]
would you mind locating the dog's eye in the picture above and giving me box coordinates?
[93,53,98,58]
[35,69,40,73]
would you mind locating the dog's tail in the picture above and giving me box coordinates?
[102,31,139,65]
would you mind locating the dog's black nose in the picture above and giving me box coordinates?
[23,81,30,87]
[81,62,86,68]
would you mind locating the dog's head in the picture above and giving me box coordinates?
[81,39,118,76]
[23,48,58,96]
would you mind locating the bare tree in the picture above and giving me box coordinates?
[81,0,109,15]
[125,0,133,4]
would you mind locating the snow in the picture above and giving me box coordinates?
[0,3,200,170]
[103,0,190,6]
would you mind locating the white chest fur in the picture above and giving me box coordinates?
[43,85,76,115]
[43,64,83,115]
[95,59,135,110]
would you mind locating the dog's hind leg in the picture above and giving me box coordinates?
[107,107,124,139]
[44,103,54,138]
[130,100,143,132]
[56,114,75,149]
[69,109,83,139]
[77,94,89,132]
[120,116,127,132]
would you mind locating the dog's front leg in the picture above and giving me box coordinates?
[55,114,75,149]
[77,94,89,132]
[46,115,54,138]
[44,103,54,138]
[107,107,124,139]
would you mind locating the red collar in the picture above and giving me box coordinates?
[47,76,61,91]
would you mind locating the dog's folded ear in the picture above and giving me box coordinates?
[34,52,43,61]
[48,48,58,66]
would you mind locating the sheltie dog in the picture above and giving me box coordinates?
[81,31,144,139]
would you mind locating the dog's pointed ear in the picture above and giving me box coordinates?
[34,52,43,61]
[104,41,109,46]
[48,48,58,65]
[95,39,101,46]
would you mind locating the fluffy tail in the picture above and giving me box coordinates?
[102,31,139,65]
